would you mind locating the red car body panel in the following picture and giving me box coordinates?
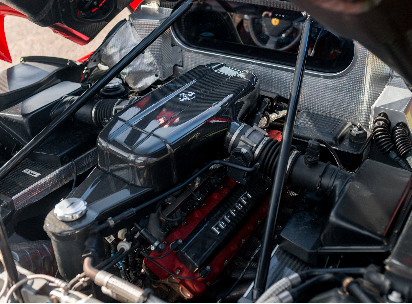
[0,0,144,63]
[0,4,25,63]
[129,0,142,11]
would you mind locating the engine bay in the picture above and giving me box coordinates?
[1,0,412,303]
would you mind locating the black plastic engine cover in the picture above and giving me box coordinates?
[0,57,83,160]
[97,64,258,192]
[0,56,81,112]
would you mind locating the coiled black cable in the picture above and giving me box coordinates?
[372,112,394,154]
[372,112,412,171]
[316,139,343,169]
[392,122,412,156]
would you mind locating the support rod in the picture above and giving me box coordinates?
[0,0,194,182]
[0,216,22,302]
[252,15,312,301]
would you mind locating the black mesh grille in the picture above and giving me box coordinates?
[0,159,60,198]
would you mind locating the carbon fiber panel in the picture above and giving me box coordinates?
[173,40,392,127]
[228,0,299,10]
[97,64,258,191]
[160,0,300,10]
[4,149,97,210]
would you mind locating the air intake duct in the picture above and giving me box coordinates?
[225,122,281,183]
[51,96,131,128]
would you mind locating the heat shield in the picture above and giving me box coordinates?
[88,5,176,91]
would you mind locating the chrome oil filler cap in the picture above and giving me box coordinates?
[54,198,87,222]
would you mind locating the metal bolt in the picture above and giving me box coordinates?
[182,221,187,226]
[206,282,210,286]
[195,177,201,188]
[0,201,7,208]
[175,269,181,275]
[241,239,246,244]
[224,260,228,265]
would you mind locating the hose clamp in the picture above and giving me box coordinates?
[228,124,245,153]
[106,217,115,228]
[342,277,354,293]
[254,137,269,160]
[91,101,99,127]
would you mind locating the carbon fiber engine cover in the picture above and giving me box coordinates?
[97,63,258,192]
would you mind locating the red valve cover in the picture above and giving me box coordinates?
[144,179,268,298]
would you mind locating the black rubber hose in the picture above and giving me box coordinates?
[101,242,141,272]
[346,280,374,303]
[253,98,270,126]
[252,16,312,301]
[218,245,261,303]
[299,267,366,282]
[289,273,342,302]
[363,268,391,295]
[0,0,194,182]
[134,223,159,245]
[95,249,125,270]
[92,160,258,233]
[257,139,281,177]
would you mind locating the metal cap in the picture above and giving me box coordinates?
[54,198,87,222]
[104,78,123,90]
